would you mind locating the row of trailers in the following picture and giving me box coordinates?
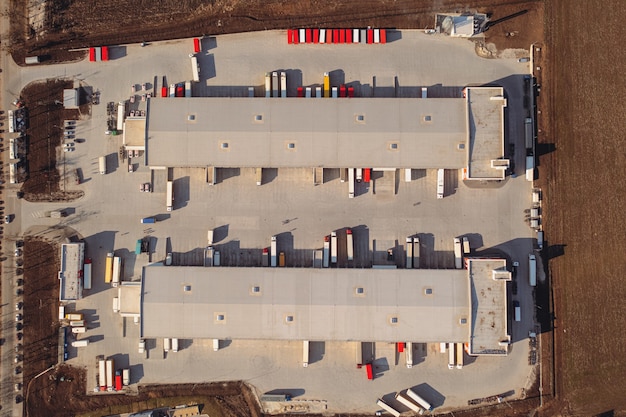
[103,253,123,287]
[377,388,433,416]
[288,28,388,44]
[97,357,130,392]
[264,71,356,99]
[88,46,110,62]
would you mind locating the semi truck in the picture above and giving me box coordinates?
[280,72,287,98]
[525,118,534,149]
[9,138,16,159]
[462,237,470,255]
[111,256,122,287]
[104,252,114,283]
[166,181,173,211]
[348,168,355,198]
[330,232,338,264]
[406,388,433,412]
[106,359,114,391]
[172,338,179,352]
[526,155,534,182]
[323,72,330,97]
[190,54,200,82]
[256,168,263,186]
[98,360,107,391]
[395,392,424,414]
[437,169,445,199]
[99,156,107,175]
[270,236,277,267]
[406,237,413,269]
[529,254,537,286]
[454,238,462,269]
[405,342,413,368]
[302,340,309,367]
[185,81,192,97]
[115,370,123,391]
[83,259,92,290]
[376,399,401,417]
[116,102,125,131]
[122,368,130,386]
[323,236,330,268]
[272,72,279,97]
[265,73,271,98]
[71,339,89,347]
[346,229,354,261]
[456,342,464,369]
[448,342,455,369]
[413,237,420,268]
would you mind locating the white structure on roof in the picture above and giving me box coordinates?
[59,243,84,302]
[140,87,506,180]
[140,258,511,355]
[63,88,78,109]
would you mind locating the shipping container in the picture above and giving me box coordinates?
[171,338,179,352]
[353,28,360,43]
[115,372,122,391]
[83,260,92,290]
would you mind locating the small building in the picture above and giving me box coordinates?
[436,13,488,37]
[63,89,79,109]
[59,243,85,302]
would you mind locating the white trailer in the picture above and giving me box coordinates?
[265,73,271,98]
[272,72,279,97]
[330,232,338,264]
[98,360,107,390]
[9,163,17,184]
[462,237,470,255]
[116,101,125,131]
[405,168,412,182]
[190,54,200,82]
[99,156,107,175]
[448,342,455,369]
[437,168,445,199]
[8,110,15,133]
[206,166,216,185]
[529,254,537,286]
[322,236,330,268]
[346,229,354,261]
[377,399,401,417]
[256,168,262,186]
[185,81,192,97]
[207,229,214,245]
[421,87,428,98]
[353,28,359,43]
[106,359,114,390]
[454,238,463,269]
[356,168,363,182]
[171,338,179,352]
[213,339,220,351]
[456,342,464,369]
[355,341,362,365]
[395,392,423,414]
[163,338,171,352]
[270,236,277,267]
[166,181,173,211]
[280,72,287,98]
[406,237,413,269]
[9,138,16,159]
[526,155,534,182]
[348,168,355,198]
[406,388,433,411]
[413,237,420,268]
[122,369,130,386]
[83,262,92,290]
[111,256,121,287]
[71,340,89,347]
[302,341,309,367]
[319,29,326,43]
[405,342,413,369]
[169,84,175,97]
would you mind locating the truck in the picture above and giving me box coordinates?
[116,101,125,131]
[454,238,462,269]
[25,56,41,64]
[279,251,285,267]
[348,168,355,198]
[185,81,192,97]
[72,327,86,334]
[406,237,413,269]
[111,256,122,287]
[261,394,291,402]
[213,339,220,351]
[314,167,323,185]
[138,339,145,354]
[302,340,309,367]
[8,110,16,133]
[322,236,330,268]
[356,168,363,182]
[270,236,277,267]
[190,54,200,82]
[456,342,464,369]
[323,72,330,98]
[514,300,521,321]
[163,338,171,352]
[526,155,534,182]
[413,237,420,268]
[104,252,114,283]
[98,360,107,391]
[113,297,120,313]
[448,342,455,369]
[115,371,123,391]
[395,392,424,414]
[524,117,534,149]
[280,72,287,98]
[405,342,413,368]
[346,229,354,261]
[106,359,114,391]
[99,156,107,175]
[421,87,428,98]
[437,168,445,199]
[169,83,176,97]
[141,217,156,224]
[171,338,179,352]
[462,237,470,255]
[265,73,271,98]
[406,388,434,412]
[69,320,85,327]
[256,168,263,186]
[9,138,16,159]
[83,259,92,290]
[330,232,338,264]
[122,368,130,386]
[376,399,401,417]
[65,313,83,321]
[272,72,279,97]
[166,180,173,211]
[529,254,537,286]
[71,339,89,347]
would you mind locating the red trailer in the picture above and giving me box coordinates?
[397,342,405,353]
[380,29,387,44]
[366,363,374,380]
[363,168,370,182]
[89,48,95,62]
[193,38,201,53]
[348,86,355,98]
[326,29,332,43]
[333,29,340,43]
[293,29,299,44]
[101,46,109,61]
[115,373,122,391]
[287,29,293,44]
[339,29,345,43]
[161,86,168,97]
[313,29,319,43]
[297,87,304,97]
[346,29,352,43]
[340,85,347,97]
[176,84,184,97]
[367,29,374,44]
[306,29,312,43]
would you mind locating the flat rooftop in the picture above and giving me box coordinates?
[123,117,146,149]
[59,243,84,302]
[141,267,471,343]
[465,87,507,180]
[146,97,468,169]
[468,258,511,355]
[118,281,141,317]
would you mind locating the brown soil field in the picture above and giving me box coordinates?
[537,0,626,416]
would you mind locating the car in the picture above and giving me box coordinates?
[15,240,24,247]
[16,268,24,275]
[64,130,75,135]
[14,248,22,256]
[63,147,75,152]
[16,394,23,403]
[64,120,76,126]
[16,332,23,341]
[16,313,22,322]
[130,95,136,103]
[15,366,22,375]
[16,278,24,286]
[131,84,136,93]
[15,258,23,267]
[142,83,146,91]
[141,94,146,102]
[4,214,12,223]
[63,142,75,148]
[15,343,23,352]
[14,354,22,363]
[518,57,530,62]
[65,135,75,140]
[16,302,22,310]
[16,323,23,331]
[16,288,23,295]
[15,383,22,391]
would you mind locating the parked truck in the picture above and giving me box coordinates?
[83,259,92,290]
[462,236,470,255]
[323,236,330,268]
[116,102,125,131]
[106,359,114,391]
[406,237,413,269]
[111,256,122,287]
[104,252,114,283]
[395,392,424,415]
[190,54,200,82]
[166,181,173,211]
[526,155,534,182]
[346,229,354,261]
[413,237,420,268]
[448,342,455,369]
[122,368,130,386]
[406,388,434,411]
[454,238,462,269]
[437,168,445,199]
[185,81,192,97]
[270,236,277,267]
[98,360,107,391]
[272,72,279,97]
[456,342,464,369]
[99,156,107,175]
[348,168,355,198]
[529,254,537,286]
[330,232,338,264]
[280,72,287,98]
[376,399,401,417]
[302,340,309,367]
[524,117,534,149]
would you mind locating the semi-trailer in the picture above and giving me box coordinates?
[525,118,534,149]
[116,101,125,131]
[272,72,279,97]
[190,54,200,82]
[356,168,362,182]
[323,236,330,268]
[106,359,114,391]
[405,342,413,368]
[413,237,420,268]
[448,342,455,369]
[355,341,362,366]
[83,259,92,290]
[526,155,534,182]
[172,338,179,352]
[437,168,445,199]
[456,342,464,369]
[164,338,171,352]
[346,229,354,261]
[104,252,114,284]
[122,368,130,386]
[112,256,122,287]
[454,238,462,269]
[115,370,123,391]
[302,340,309,367]
[271,236,277,267]
[265,73,271,98]
[348,168,355,198]
[323,72,330,97]
[66,313,83,321]
[99,156,107,175]
[213,339,220,351]
[280,72,287,98]
[330,232,338,264]
[256,168,263,186]
[406,237,413,269]
[169,83,176,97]
[72,339,89,347]
[166,181,173,211]
[376,399,401,417]
[462,237,470,255]
[185,81,192,97]
[395,392,424,414]
[98,360,107,391]
[72,327,86,334]
[529,254,537,286]
[69,320,85,327]
[406,388,434,411]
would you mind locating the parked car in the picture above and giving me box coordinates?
[15,323,23,331]
[4,214,12,223]
[14,248,22,256]
[63,147,75,152]
[131,84,136,93]
[63,142,75,148]
[15,302,22,310]
[15,313,22,322]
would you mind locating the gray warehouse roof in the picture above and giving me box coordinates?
[146,97,469,169]
[141,267,471,343]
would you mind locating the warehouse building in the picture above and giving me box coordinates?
[59,243,85,302]
[136,86,507,181]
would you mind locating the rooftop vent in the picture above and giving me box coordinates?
[356,114,366,123]
[183,285,191,292]
[425,288,433,295]
[390,316,399,324]
[285,315,294,323]
[220,142,229,150]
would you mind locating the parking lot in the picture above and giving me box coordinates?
[7,30,539,413]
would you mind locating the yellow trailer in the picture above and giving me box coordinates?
[323,72,330,98]
[104,252,114,283]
